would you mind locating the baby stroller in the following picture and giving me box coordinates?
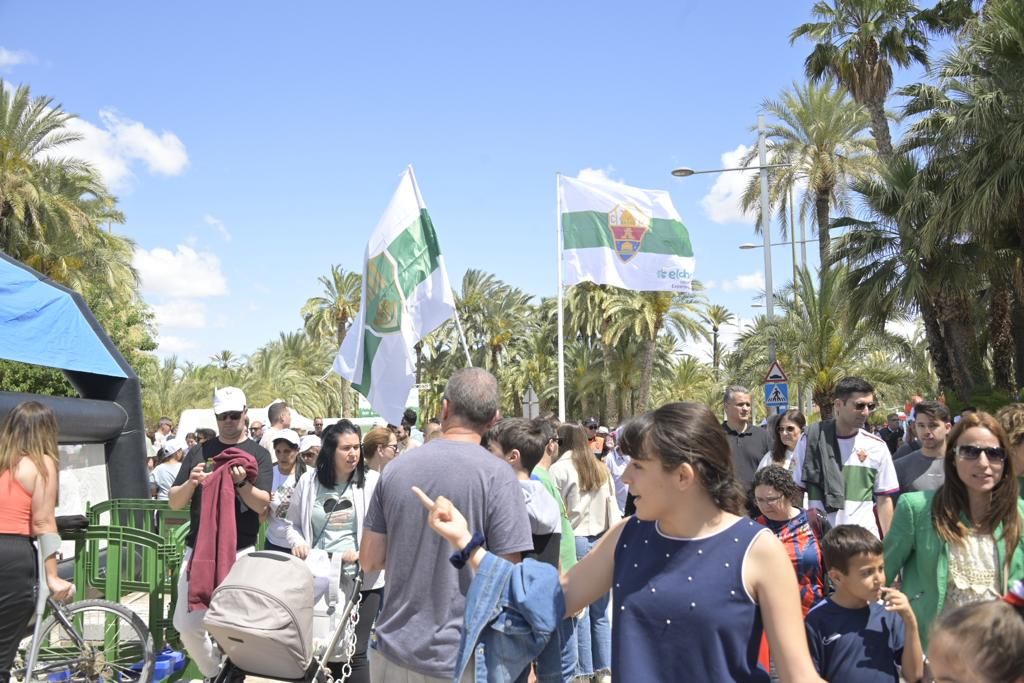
[203,550,363,683]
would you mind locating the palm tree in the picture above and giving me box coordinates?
[830,154,987,401]
[731,266,911,419]
[790,0,930,158]
[741,81,877,269]
[603,287,706,412]
[699,304,735,382]
[302,265,362,416]
[899,0,1024,392]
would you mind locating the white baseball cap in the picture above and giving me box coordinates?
[272,429,300,449]
[162,438,185,456]
[213,386,246,414]
[299,434,321,452]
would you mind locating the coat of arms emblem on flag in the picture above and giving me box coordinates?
[608,204,650,263]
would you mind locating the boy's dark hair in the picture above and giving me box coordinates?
[821,524,883,573]
[914,400,950,424]
[485,417,548,473]
[268,401,289,425]
[835,376,874,401]
[402,408,418,428]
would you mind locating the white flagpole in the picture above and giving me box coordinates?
[407,165,473,368]
[556,173,566,421]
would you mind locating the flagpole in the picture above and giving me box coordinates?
[556,173,566,422]
[407,164,473,368]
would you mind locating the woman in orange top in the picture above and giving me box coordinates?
[0,401,74,682]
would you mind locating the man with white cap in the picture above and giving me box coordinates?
[169,386,273,682]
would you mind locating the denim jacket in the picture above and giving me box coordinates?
[453,552,565,683]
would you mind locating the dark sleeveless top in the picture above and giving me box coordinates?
[612,516,770,682]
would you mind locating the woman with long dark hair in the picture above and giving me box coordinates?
[285,420,382,683]
[415,402,824,682]
[550,423,618,681]
[885,410,1024,649]
[0,401,75,682]
[757,409,805,474]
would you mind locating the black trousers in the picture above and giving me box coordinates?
[0,535,36,683]
[328,587,382,683]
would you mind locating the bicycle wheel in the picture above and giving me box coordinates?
[23,599,154,683]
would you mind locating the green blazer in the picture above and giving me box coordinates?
[883,490,1024,649]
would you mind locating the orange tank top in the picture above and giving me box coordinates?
[0,469,33,535]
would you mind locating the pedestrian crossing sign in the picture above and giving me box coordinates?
[764,382,789,407]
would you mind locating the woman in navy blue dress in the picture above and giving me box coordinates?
[416,403,825,683]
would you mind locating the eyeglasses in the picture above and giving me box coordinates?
[777,426,800,434]
[216,411,243,421]
[754,494,786,506]
[384,443,398,452]
[849,401,878,412]
[956,444,1007,462]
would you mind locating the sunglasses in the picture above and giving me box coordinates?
[776,426,800,434]
[849,401,878,412]
[216,411,243,421]
[755,494,785,506]
[956,444,1007,462]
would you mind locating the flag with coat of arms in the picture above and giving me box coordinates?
[559,174,695,292]
[333,167,456,424]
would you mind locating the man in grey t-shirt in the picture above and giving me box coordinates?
[895,400,951,494]
[360,368,533,681]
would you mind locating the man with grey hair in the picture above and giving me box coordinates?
[360,368,532,682]
[721,384,772,487]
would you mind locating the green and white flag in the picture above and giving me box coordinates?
[559,175,695,292]
[333,167,456,424]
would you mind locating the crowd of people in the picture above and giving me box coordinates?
[2,368,1023,683]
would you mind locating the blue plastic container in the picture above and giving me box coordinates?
[46,670,71,683]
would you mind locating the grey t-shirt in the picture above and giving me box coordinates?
[895,449,945,493]
[364,438,533,678]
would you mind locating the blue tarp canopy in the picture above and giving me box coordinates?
[0,252,127,378]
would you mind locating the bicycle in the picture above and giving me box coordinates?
[11,523,155,682]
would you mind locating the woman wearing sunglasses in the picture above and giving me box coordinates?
[285,420,384,683]
[757,409,805,474]
[884,410,1024,649]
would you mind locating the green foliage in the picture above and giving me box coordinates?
[0,360,75,396]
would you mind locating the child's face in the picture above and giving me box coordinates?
[831,552,886,605]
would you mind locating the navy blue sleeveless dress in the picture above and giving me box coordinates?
[611,516,771,682]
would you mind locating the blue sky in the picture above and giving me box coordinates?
[0,2,939,365]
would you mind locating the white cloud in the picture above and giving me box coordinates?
[575,166,622,184]
[151,299,207,329]
[721,271,765,292]
[133,245,228,298]
[204,214,231,241]
[699,144,757,224]
[61,109,188,190]
[156,334,198,354]
[0,47,34,69]
[680,316,752,362]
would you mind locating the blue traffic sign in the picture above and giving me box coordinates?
[764,382,789,407]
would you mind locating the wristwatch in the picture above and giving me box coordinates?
[449,532,486,569]
[234,479,249,490]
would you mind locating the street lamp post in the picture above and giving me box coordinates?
[672,115,786,364]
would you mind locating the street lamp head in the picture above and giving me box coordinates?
[739,242,759,250]
[671,167,695,178]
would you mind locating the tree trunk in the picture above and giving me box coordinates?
[636,337,656,412]
[712,326,721,383]
[989,276,1016,393]
[815,387,834,420]
[338,322,352,418]
[938,300,983,403]
[866,95,894,160]
[815,191,831,270]
[601,340,617,425]
[918,295,957,396]
[1013,258,1024,392]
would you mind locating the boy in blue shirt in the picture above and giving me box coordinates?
[805,525,924,683]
